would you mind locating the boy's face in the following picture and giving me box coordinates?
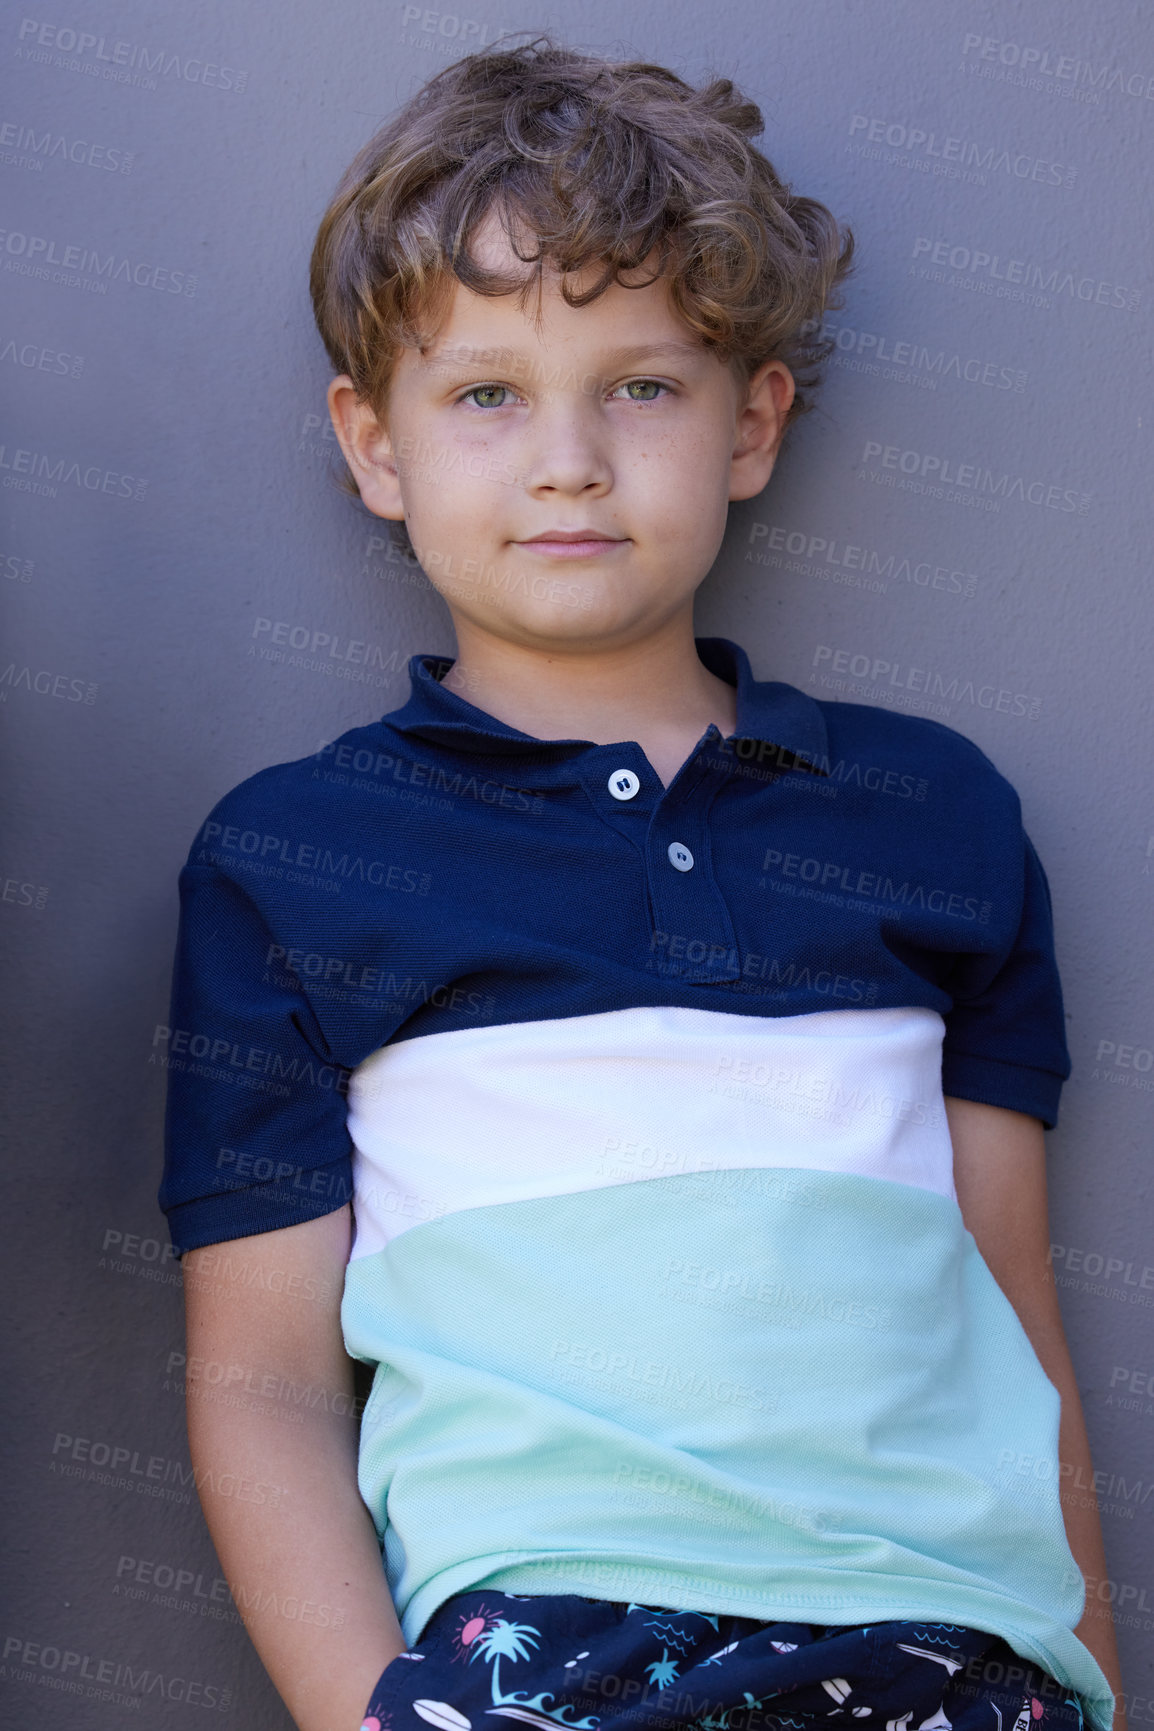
[328,210,794,658]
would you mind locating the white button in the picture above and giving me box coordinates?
[607,768,641,801]
[667,841,694,872]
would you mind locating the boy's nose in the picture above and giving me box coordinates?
[520,403,613,496]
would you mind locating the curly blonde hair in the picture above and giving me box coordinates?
[310,34,853,493]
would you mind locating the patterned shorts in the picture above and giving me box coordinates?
[361,1591,1087,1731]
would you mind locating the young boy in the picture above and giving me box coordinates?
[159,38,1125,1731]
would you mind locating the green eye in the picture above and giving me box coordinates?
[463,384,510,409]
[619,380,664,401]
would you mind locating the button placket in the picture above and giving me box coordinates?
[646,765,739,983]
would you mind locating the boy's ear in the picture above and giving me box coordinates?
[326,375,406,520]
[728,359,796,501]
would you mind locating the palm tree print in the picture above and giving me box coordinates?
[469,1619,540,1704]
[462,1617,600,1730]
[643,1649,680,1689]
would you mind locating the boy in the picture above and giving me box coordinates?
[159,38,1125,1731]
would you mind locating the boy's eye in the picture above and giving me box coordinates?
[461,383,515,409]
[614,379,667,402]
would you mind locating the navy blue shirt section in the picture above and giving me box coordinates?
[158,637,1071,1255]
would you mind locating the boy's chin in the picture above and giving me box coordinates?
[468,612,613,646]
[446,602,654,651]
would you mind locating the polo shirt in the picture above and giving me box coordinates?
[158,635,1110,1731]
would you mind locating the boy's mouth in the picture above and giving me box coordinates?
[516,529,628,558]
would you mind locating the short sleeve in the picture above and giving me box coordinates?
[940,828,1071,1129]
[157,860,353,1257]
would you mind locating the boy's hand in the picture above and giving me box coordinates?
[183,1205,405,1731]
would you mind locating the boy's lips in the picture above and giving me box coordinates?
[515,530,628,558]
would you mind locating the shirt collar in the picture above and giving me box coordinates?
[383,636,829,775]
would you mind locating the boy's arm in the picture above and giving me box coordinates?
[944,1095,1127,1731]
[182,1205,404,1731]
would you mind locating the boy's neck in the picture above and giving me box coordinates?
[440,614,739,790]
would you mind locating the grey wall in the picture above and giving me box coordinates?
[2,0,1151,1723]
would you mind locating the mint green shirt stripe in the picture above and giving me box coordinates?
[342,1167,1113,1731]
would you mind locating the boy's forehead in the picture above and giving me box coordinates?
[407,201,716,373]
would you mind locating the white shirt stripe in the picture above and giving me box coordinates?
[346,1003,955,1263]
